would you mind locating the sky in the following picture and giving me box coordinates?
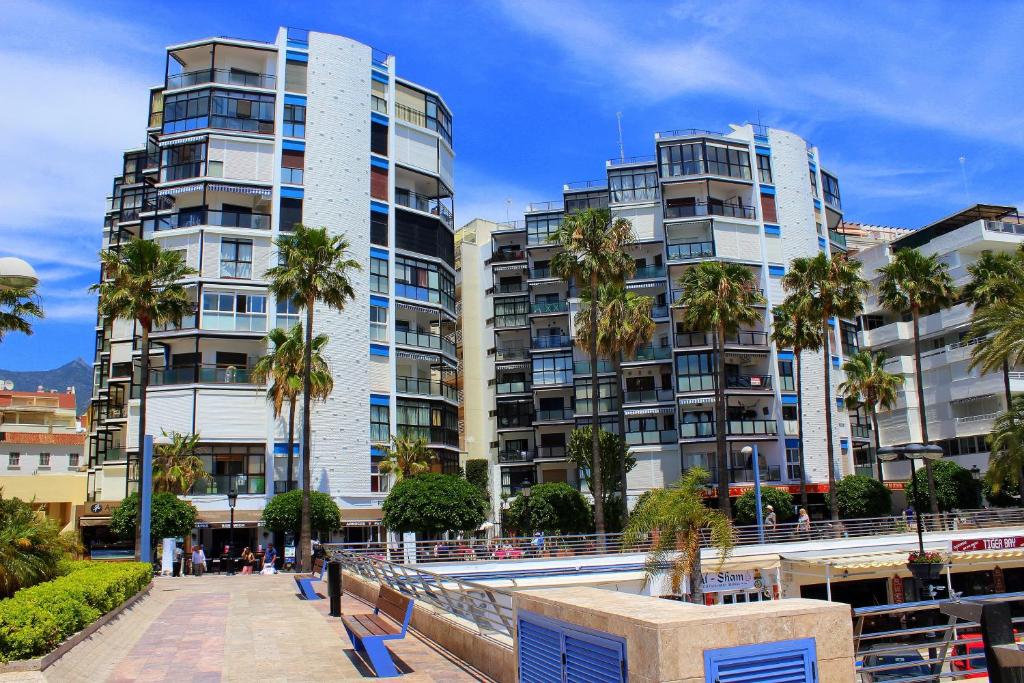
[2,0,1024,370]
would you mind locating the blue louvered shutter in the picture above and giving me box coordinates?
[705,637,817,683]
[565,629,625,682]
[518,616,563,682]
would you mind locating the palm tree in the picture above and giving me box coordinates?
[152,431,207,494]
[251,324,333,493]
[549,208,635,536]
[783,253,867,520]
[379,434,436,482]
[91,239,196,560]
[576,282,655,525]
[878,248,955,514]
[987,395,1024,500]
[675,261,765,518]
[266,225,359,571]
[839,351,905,483]
[0,286,43,342]
[622,467,734,604]
[770,299,823,507]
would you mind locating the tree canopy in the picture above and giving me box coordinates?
[261,489,342,535]
[504,483,591,534]
[110,492,197,541]
[831,475,893,518]
[734,487,795,526]
[911,461,980,512]
[382,473,487,534]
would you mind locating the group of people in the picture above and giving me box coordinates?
[760,505,814,539]
[171,543,280,576]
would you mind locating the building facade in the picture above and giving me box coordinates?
[858,205,1024,478]
[85,27,456,552]
[0,387,86,530]
[463,124,856,521]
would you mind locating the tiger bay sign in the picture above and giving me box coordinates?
[951,536,1024,553]
[701,569,755,592]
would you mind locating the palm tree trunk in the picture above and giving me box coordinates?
[612,355,628,528]
[822,316,839,520]
[287,397,297,492]
[795,348,808,508]
[590,274,605,538]
[1002,359,1022,507]
[299,301,314,572]
[715,326,730,518]
[134,324,150,562]
[912,308,938,514]
[871,405,884,484]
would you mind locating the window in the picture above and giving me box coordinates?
[162,90,210,133]
[276,298,299,329]
[162,142,206,182]
[659,142,704,177]
[574,378,618,413]
[809,168,818,196]
[371,121,388,156]
[281,149,304,185]
[526,213,563,245]
[757,154,773,184]
[532,354,572,386]
[424,94,452,147]
[705,145,752,179]
[760,193,778,223]
[370,256,389,294]
[676,352,715,392]
[210,90,275,133]
[202,292,267,332]
[822,172,841,208]
[840,322,859,357]
[7,453,19,468]
[38,453,50,468]
[371,405,390,443]
[497,400,533,428]
[786,447,802,480]
[284,59,307,93]
[370,303,388,341]
[778,359,795,391]
[395,210,454,266]
[494,297,529,328]
[608,168,659,203]
[191,444,266,494]
[371,165,388,201]
[394,255,454,312]
[69,453,80,468]
[564,190,608,214]
[371,211,388,246]
[280,197,302,232]
[283,104,306,138]
[220,239,253,279]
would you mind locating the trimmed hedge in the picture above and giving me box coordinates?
[0,561,151,662]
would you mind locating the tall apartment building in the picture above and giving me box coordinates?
[858,205,1024,478]
[464,124,857,521]
[0,386,85,530]
[85,28,456,551]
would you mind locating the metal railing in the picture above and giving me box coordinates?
[726,374,773,389]
[395,189,453,227]
[624,345,673,362]
[331,551,515,644]
[956,412,999,424]
[494,346,529,361]
[526,201,563,213]
[144,209,272,232]
[189,473,266,495]
[665,201,755,220]
[630,264,666,279]
[493,282,527,295]
[624,388,674,403]
[394,329,456,357]
[573,359,614,374]
[535,408,574,421]
[667,241,715,261]
[395,376,458,401]
[530,300,568,314]
[625,429,678,445]
[395,102,427,128]
[495,381,531,394]
[490,248,526,263]
[150,364,257,386]
[607,154,657,166]
[828,228,847,249]
[167,67,276,90]
[985,220,1024,236]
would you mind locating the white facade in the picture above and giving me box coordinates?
[86,27,456,544]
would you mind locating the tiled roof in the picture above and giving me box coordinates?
[0,432,85,446]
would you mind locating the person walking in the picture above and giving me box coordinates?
[173,543,183,577]
[191,544,206,577]
[796,508,811,539]
[764,505,777,540]
[263,543,278,573]
[531,530,545,557]
[240,547,256,575]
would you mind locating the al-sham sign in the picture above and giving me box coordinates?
[701,569,755,593]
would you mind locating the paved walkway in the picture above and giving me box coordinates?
[5,574,486,682]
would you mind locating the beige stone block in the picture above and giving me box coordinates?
[816,656,857,683]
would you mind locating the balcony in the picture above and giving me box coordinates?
[498,450,534,464]
[395,189,453,228]
[726,374,772,390]
[625,429,678,446]
[679,422,715,439]
[531,300,568,315]
[494,314,529,329]
[727,466,783,483]
[623,345,673,362]
[985,220,1024,236]
[851,424,872,440]
[675,331,768,348]
[624,388,674,403]
[495,346,530,362]
[607,154,657,167]
[532,335,572,350]
[667,241,715,262]
[496,413,534,429]
[150,364,257,386]
[495,380,532,395]
[573,359,614,374]
[651,305,670,319]
[144,209,272,233]
[167,68,276,90]
[394,329,456,357]
[189,473,266,496]
[630,264,666,280]
[529,266,557,280]
[828,229,847,250]
[536,408,574,422]
[493,282,528,295]
[664,201,755,220]
[527,231,560,246]
[397,425,459,447]
[490,248,526,264]
[727,419,777,436]
[395,376,458,401]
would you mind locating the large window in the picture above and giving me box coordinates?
[394,255,454,312]
[786,447,802,480]
[778,359,795,391]
[757,154,773,184]
[705,145,751,179]
[220,239,253,279]
[162,142,206,182]
[275,298,299,330]
[210,90,275,133]
[371,405,390,443]
[283,104,305,138]
[371,211,388,247]
[659,142,703,177]
[822,172,841,208]
[162,90,210,134]
[424,94,452,147]
[659,141,750,180]
[676,352,715,392]
[370,256,389,294]
[565,190,608,214]
[396,399,457,446]
[609,168,659,203]
[202,292,267,332]
[280,197,302,232]
[532,354,572,386]
[526,213,563,245]
[809,168,819,196]
[494,297,528,328]
[191,444,266,495]
[370,303,388,341]
[575,378,618,413]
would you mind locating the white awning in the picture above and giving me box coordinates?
[396,301,442,315]
[158,183,202,196]
[159,134,207,147]
[496,362,531,370]
[679,396,715,405]
[493,264,529,272]
[208,183,272,196]
[624,406,675,416]
[951,394,995,405]
[626,281,665,290]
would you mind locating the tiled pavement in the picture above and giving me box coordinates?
[16,574,487,683]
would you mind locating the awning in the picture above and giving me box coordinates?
[951,394,996,405]
[626,282,665,290]
[158,183,202,196]
[493,264,528,272]
[159,134,206,147]
[496,362,530,370]
[341,508,382,523]
[679,396,715,405]
[207,183,272,196]
[396,301,442,315]
[195,510,264,529]
[624,406,675,416]
[78,517,111,527]
[953,549,1024,563]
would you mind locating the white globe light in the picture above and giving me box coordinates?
[0,257,39,289]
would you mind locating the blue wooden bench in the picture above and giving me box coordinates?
[342,584,415,678]
[294,558,325,600]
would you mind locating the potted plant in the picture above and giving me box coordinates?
[906,550,944,580]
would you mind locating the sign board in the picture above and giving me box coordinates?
[951,536,1024,553]
[284,545,296,561]
[702,570,756,593]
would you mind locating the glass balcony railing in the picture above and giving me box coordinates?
[144,209,272,232]
[529,267,555,279]
[664,201,754,220]
[536,408,574,421]
[630,264,666,280]
[573,359,614,374]
[166,68,276,90]
[531,301,568,314]
[493,282,527,295]
[679,422,715,438]
[496,381,531,394]
[394,329,456,357]
[190,473,266,495]
[533,335,572,349]
[828,229,847,249]
[667,241,715,261]
[395,376,458,401]
[495,346,529,361]
[395,189,453,227]
[150,364,256,386]
[624,345,673,362]
[727,419,777,436]
[490,248,526,263]
[623,388,674,403]
[725,374,772,390]
[625,429,677,445]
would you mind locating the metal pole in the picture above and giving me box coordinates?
[910,456,925,556]
[140,434,153,564]
[228,503,235,575]
[753,444,764,544]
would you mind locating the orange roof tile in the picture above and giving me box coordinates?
[0,432,85,446]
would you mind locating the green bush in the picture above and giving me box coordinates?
[0,561,151,662]
[911,460,981,512]
[504,483,592,534]
[831,475,893,518]
[261,489,342,535]
[465,459,489,496]
[734,487,795,525]
[110,492,197,540]
[984,473,1020,508]
[382,473,487,533]
[0,495,74,598]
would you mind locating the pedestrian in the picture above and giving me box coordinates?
[191,544,206,577]
[173,543,183,577]
[764,505,777,539]
[532,530,545,557]
[264,543,278,573]
[797,508,811,538]
[240,547,256,575]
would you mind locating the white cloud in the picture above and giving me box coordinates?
[456,165,549,227]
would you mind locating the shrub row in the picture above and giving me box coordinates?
[0,561,151,662]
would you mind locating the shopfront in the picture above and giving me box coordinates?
[75,501,133,559]
[699,555,780,605]
[336,508,384,544]
[192,509,263,558]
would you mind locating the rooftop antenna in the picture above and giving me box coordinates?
[958,154,970,203]
[616,112,625,163]
[505,198,512,223]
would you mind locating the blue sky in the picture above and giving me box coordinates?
[2,0,1024,370]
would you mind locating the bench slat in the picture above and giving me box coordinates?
[376,585,413,626]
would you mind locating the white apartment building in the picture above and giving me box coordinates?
[858,204,1024,477]
[462,124,857,522]
[86,27,456,552]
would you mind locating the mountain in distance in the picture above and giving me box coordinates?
[0,358,93,414]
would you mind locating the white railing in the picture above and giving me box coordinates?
[956,412,999,424]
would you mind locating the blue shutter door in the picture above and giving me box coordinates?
[705,637,817,683]
[564,628,626,683]
[518,617,563,683]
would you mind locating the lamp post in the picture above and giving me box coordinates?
[226,489,238,575]
[877,443,944,557]
[741,445,764,544]
[970,465,983,508]
[0,257,39,289]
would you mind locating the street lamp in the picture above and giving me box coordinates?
[970,465,983,508]
[226,490,238,575]
[0,257,39,289]
[877,443,944,557]
[740,445,764,544]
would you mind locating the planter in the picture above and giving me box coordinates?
[907,562,943,581]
